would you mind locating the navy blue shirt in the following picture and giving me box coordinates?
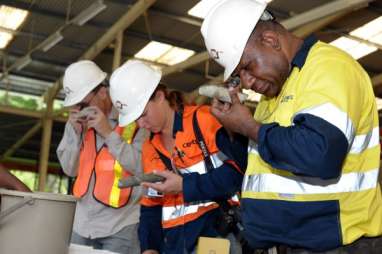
[257,36,348,179]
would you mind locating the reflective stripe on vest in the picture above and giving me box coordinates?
[242,169,379,194]
[162,201,218,227]
[73,122,137,208]
[163,201,216,221]
[109,160,123,207]
[294,103,355,144]
[160,152,224,227]
[244,142,379,195]
[142,105,237,229]
[178,153,224,174]
[160,152,237,228]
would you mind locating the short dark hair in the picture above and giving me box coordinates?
[251,19,285,39]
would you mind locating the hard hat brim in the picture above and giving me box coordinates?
[222,6,266,81]
[223,57,241,81]
[63,72,107,107]
[117,73,161,126]
[202,0,267,82]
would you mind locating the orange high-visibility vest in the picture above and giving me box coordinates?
[140,105,239,228]
[73,123,137,208]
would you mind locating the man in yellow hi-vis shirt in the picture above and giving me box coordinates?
[201,0,382,253]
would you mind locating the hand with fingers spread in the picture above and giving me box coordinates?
[211,87,261,140]
[86,106,113,138]
[141,170,183,194]
[68,108,85,135]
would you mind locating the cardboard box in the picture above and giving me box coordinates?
[196,237,230,254]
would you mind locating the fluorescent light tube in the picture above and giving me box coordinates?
[71,0,107,26]
[39,31,63,52]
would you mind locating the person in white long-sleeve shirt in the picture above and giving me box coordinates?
[57,60,148,254]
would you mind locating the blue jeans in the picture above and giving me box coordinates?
[71,223,140,254]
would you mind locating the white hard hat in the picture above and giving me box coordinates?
[109,60,161,126]
[201,0,272,81]
[63,60,107,107]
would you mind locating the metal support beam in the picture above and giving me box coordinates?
[47,0,157,99]
[2,121,42,159]
[125,30,204,52]
[80,0,156,60]
[162,52,209,76]
[0,119,37,130]
[281,0,371,30]
[0,92,68,172]
[0,52,67,78]
[292,11,349,37]
[113,31,124,70]
[0,27,88,51]
[0,105,43,118]
[149,8,202,27]
[0,105,67,122]
[1,0,111,29]
[162,0,372,78]
[38,89,54,191]
[344,34,382,51]
[0,157,61,173]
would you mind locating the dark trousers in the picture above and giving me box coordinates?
[278,236,382,254]
[250,236,382,254]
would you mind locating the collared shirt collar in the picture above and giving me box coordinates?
[291,35,318,69]
[172,108,184,138]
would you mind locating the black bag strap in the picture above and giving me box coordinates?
[152,109,213,174]
[192,109,232,208]
[192,109,215,172]
[153,106,213,175]
[154,147,173,171]
[193,108,247,239]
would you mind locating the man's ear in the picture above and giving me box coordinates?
[154,90,165,102]
[260,30,281,50]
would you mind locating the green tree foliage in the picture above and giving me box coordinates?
[0,94,39,110]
